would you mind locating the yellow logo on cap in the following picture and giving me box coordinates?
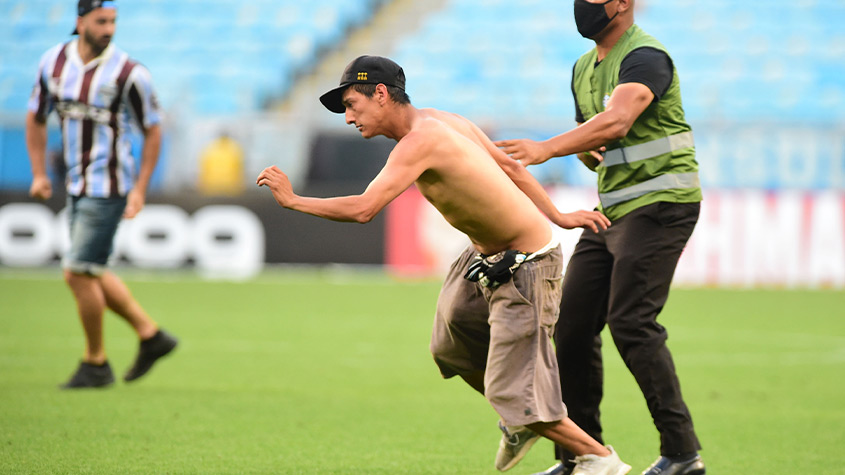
[357,72,368,81]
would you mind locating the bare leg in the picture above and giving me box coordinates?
[527,419,611,457]
[101,270,158,340]
[108,270,178,382]
[461,372,607,457]
[64,270,108,365]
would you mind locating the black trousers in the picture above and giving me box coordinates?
[554,201,702,461]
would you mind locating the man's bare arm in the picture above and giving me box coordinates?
[257,135,426,223]
[26,111,52,201]
[573,122,605,171]
[495,82,654,165]
[124,124,161,218]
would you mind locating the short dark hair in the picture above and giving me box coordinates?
[350,83,411,106]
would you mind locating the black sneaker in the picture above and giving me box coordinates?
[123,329,178,382]
[641,455,705,475]
[60,361,115,389]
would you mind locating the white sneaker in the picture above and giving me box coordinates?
[495,421,541,471]
[572,446,632,475]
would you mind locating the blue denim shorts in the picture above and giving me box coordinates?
[62,196,126,276]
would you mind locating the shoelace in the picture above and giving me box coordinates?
[499,425,522,446]
[574,454,601,471]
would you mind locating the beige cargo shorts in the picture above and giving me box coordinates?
[430,243,566,426]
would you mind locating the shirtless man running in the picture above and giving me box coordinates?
[256,55,630,475]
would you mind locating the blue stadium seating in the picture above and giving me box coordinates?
[0,0,384,115]
[1,0,842,123]
[392,0,845,125]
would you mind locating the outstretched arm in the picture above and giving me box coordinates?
[257,136,426,223]
[257,166,389,223]
[495,82,654,165]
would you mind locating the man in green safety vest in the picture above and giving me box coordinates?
[496,1,705,474]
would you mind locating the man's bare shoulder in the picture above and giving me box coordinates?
[392,123,439,160]
[402,115,454,145]
[420,108,470,126]
[390,116,465,168]
[420,108,483,138]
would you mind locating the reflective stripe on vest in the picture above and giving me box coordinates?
[599,172,700,208]
[600,131,695,168]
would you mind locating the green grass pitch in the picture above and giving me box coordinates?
[1,268,843,473]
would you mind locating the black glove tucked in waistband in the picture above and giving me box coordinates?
[464,250,528,289]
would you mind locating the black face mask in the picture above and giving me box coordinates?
[574,0,619,39]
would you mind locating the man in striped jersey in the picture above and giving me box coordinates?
[26,0,178,389]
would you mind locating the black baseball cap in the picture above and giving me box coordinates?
[319,55,406,113]
[72,0,116,35]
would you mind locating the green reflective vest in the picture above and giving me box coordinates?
[573,24,702,220]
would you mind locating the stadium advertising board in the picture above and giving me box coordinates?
[3,187,843,288]
[0,190,387,278]
[0,201,264,279]
[386,186,845,288]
